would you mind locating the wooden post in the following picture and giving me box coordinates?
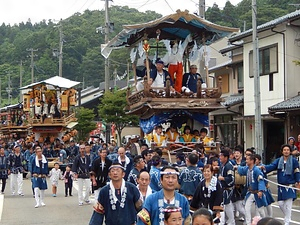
[217,76,222,95]
[197,77,202,98]
[127,60,130,87]
[133,65,137,90]
[143,40,150,82]
[166,76,171,98]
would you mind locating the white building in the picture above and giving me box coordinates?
[217,10,300,162]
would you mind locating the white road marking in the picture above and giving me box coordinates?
[272,203,300,213]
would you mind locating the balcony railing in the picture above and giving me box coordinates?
[127,76,222,106]
[29,113,77,126]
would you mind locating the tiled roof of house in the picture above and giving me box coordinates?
[268,94,300,112]
[221,94,244,107]
[229,10,300,42]
[209,60,232,72]
[219,41,244,54]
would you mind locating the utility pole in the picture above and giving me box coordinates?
[104,0,110,92]
[252,0,263,157]
[6,72,12,105]
[27,48,38,83]
[0,78,2,108]
[20,60,23,102]
[113,68,117,88]
[53,22,63,77]
[199,0,205,18]
[58,24,63,77]
[97,0,114,92]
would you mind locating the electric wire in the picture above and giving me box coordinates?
[163,0,174,13]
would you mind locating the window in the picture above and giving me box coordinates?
[237,63,244,89]
[214,115,237,148]
[249,44,278,77]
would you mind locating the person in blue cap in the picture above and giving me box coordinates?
[149,59,174,91]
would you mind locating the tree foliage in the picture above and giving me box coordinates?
[98,89,139,144]
[0,6,161,107]
[206,0,298,30]
[75,107,96,141]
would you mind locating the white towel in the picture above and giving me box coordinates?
[109,179,125,204]
[35,155,47,168]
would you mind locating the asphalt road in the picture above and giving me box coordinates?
[0,177,93,225]
[0,175,300,225]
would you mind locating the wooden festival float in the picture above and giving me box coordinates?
[0,103,30,141]
[102,10,239,161]
[20,76,80,166]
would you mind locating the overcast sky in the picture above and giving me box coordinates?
[0,0,242,25]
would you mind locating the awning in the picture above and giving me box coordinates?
[268,94,300,113]
[221,94,244,107]
[20,76,80,90]
[139,110,209,134]
[66,122,78,129]
[102,9,239,58]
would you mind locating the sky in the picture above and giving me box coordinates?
[0,0,242,25]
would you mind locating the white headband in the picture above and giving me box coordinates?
[109,165,125,171]
[160,171,179,175]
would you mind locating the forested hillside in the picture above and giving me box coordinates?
[0,0,298,106]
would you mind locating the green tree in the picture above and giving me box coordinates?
[98,89,139,144]
[75,107,96,141]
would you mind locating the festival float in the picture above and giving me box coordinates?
[0,103,30,141]
[102,10,239,160]
[20,76,79,166]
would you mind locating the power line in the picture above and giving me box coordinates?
[65,0,81,15]
[77,0,91,13]
[163,0,174,12]
[86,0,98,11]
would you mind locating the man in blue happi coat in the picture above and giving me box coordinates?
[137,166,191,225]
[261,144,300,225]
[89,162,142,225]
[218,149,235,225]
[237,154,267,225]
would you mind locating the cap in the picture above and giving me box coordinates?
[14,144,19,149]
[288,136,295,142]
[156,59,164,64]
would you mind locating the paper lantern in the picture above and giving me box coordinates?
[61,95,68,111]
[23,94,31,112]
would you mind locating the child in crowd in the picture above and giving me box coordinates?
[252,217,282,225]
[49,162,62,197]
[192,208,214,225]
[62,165,74,197]
[164,206,182,225]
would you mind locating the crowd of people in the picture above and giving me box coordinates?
[0,131,299,225]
